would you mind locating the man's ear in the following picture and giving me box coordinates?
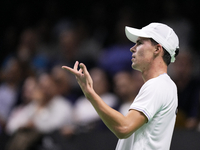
[154,44,162,55]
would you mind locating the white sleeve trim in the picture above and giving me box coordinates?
[129,106,151,121]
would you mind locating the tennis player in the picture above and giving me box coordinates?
[62,22,179,150]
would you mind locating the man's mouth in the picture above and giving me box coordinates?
[132,55,136,61]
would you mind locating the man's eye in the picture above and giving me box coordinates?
[137,41,142,45]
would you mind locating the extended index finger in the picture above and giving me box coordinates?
[62,65,77,75]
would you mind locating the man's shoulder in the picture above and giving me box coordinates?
[141,74,176,94]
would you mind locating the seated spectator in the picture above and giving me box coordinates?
[6,73,73,134]
[5,73,73,150]
[0,57,22,133]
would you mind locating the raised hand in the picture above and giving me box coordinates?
[62,61,93,97]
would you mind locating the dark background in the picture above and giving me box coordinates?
[1,0,200,64]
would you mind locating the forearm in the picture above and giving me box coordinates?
[85,89,132,138]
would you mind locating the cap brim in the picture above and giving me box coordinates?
[125,26,150,43]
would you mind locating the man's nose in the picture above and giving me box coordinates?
[130,45,136,53]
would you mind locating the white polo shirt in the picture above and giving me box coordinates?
[116,73,178,150]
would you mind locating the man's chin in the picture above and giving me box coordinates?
[131,64,140,71]
[131,63,136,69]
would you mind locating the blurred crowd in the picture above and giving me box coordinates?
[0,0,200,150]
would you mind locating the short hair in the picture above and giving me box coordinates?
[150,38,179,66]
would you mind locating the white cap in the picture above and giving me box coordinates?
[125,23,179,62]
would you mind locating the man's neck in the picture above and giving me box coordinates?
[141,61,167,82]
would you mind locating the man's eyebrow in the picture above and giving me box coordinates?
[136,38,150,44]
[136,39,142,44]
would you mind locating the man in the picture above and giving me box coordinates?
[62,23,179,150]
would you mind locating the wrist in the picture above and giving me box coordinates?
[84,88,96,100]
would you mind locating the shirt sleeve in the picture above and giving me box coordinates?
[129,79,164,122]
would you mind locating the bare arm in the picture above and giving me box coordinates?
[62,61,147,139]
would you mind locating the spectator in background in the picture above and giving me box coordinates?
[0,57,22,133]
[6,73,73,135]
[5,73,73,150]
[5,76,38,150]
[6,72,74,150]
[72,67,119,133]
[169,50,200,130]
[5,76,37,135]
[113,70,143,116]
